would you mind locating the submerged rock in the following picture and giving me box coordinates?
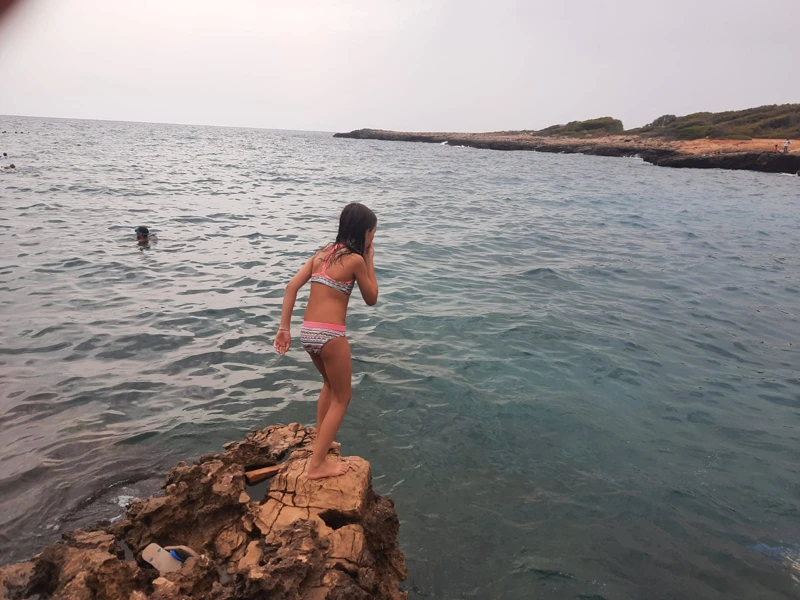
[0,423,407,599]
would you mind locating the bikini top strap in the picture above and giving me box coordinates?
[320,244,341,276]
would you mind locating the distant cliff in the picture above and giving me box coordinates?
[334,129,800,175]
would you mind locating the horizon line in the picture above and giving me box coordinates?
[0,112,336,134]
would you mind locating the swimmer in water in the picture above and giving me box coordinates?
[2,163,15,170]
[135,226,157,245]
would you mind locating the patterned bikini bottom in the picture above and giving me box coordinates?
[300,321,346,354]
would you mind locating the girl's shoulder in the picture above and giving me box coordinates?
[312,244,333,261]
[342,249,364,262]
[333,249,364,278]
[310,245,361,270]
[341,251,365,268]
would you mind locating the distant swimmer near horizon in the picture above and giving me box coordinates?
[2,163,15,170]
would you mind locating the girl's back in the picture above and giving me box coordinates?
[305,245,359,326]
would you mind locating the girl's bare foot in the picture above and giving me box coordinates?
[307,459,350,480]
[329,441,341,451]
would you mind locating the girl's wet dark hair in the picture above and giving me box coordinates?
[330,202,377,262]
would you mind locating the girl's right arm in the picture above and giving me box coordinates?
[274,255,315,355]
[353,245,378,306]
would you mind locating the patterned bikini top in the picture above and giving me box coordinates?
[309,244,355,296]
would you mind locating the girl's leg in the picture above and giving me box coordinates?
[306,336,352,479]
[308,353,340,449]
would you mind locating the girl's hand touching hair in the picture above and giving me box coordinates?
[364,241,374,261]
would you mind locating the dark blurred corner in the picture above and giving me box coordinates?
[0,0,24,25]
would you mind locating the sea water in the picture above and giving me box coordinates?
[1,116,799,599]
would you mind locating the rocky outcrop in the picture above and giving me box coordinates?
[334,128,676,159]
[334,129,800,175]
[0,424,407,600]
[648,151,800,173]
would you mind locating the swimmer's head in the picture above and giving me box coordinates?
[135,226,150,240]
[8,164,14,169]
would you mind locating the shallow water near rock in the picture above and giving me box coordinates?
[1,116,800,599]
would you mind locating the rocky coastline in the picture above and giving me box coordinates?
[0,424,407,600]
[334,129,800,175]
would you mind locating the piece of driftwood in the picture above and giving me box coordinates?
[244,465,281,485]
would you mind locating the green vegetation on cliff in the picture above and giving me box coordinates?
[630,104,800,140]
[522,105,800,140]
[533,116,624,137]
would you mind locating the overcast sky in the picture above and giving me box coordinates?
[0,0,797,132]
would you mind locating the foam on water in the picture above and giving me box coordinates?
[1,116,800,599]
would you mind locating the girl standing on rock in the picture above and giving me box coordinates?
[274,202,378,479]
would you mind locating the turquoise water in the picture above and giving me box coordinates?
[1,116,799,599]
